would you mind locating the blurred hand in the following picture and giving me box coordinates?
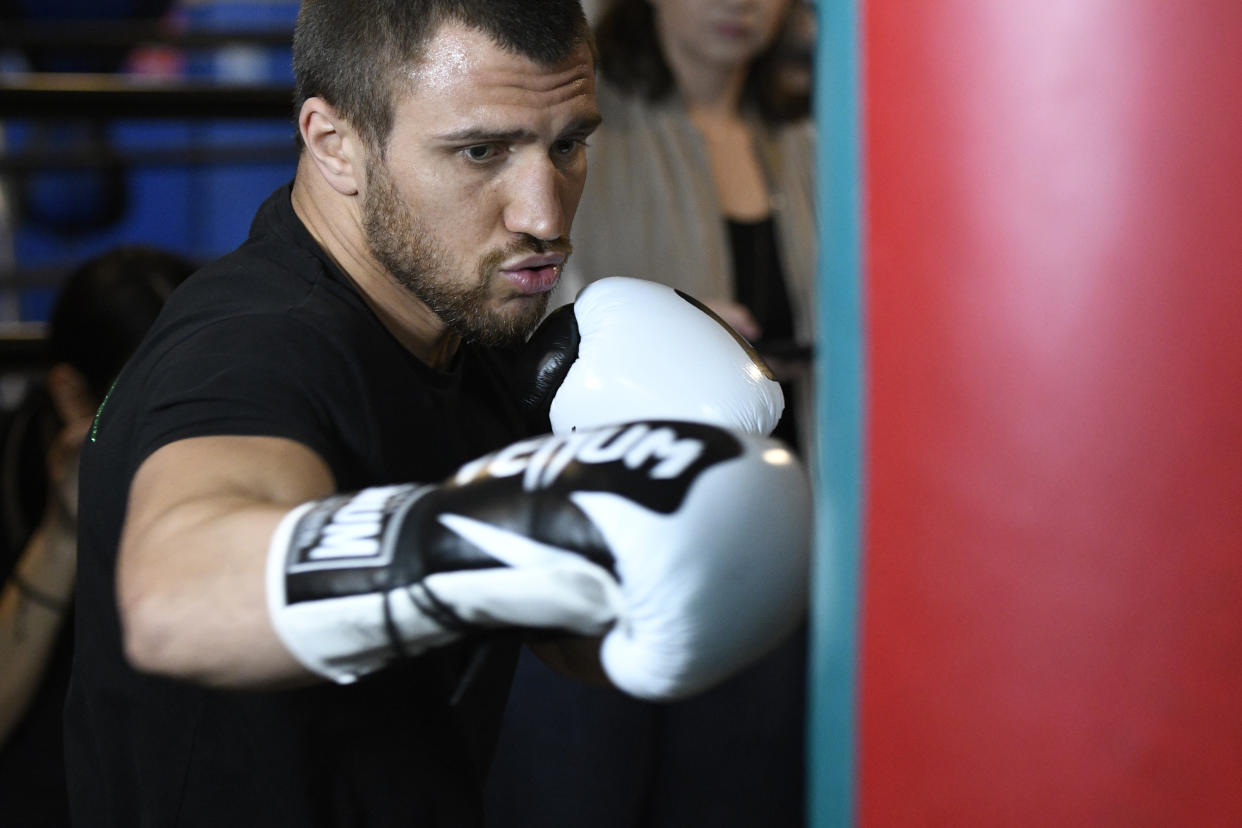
[762,356,809,384]
[43,362,97,538]
[45,415,91,530]
[703,298,762,342]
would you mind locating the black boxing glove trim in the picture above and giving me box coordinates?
[510,302,581,432]
[265,490,454,684]
[266,479,624,684]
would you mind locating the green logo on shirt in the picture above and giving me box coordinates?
[90,381,116,443]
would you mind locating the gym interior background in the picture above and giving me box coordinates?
[0,0,301,330]
[3,2,1241,827]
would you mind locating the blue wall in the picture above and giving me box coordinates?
[3,1,300,321]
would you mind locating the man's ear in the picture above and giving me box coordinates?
[46,363,97,425]
[298,97,365,196]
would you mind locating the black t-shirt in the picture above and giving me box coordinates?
[63,185,529,827]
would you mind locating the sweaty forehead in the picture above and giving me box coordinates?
[405,23,595,110]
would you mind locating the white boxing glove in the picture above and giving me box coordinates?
[587,422,810,699]
[266,420,810,700]
[512,277,785,437]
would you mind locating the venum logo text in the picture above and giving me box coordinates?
[453,423,705,491]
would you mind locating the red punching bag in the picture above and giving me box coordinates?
[859,1,1242,825]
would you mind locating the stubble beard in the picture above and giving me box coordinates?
[362,156,561,348]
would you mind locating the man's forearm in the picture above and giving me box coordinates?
[118,496,316,688]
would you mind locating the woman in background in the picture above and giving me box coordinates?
[487,2,816,825]
[0,246,193,827]
[552,0,816,455]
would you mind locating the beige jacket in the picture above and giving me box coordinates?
[557,79,818,455]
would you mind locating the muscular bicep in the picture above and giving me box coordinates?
[122,434,335,551]
[117,435,336,687]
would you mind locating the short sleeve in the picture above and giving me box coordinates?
[131,312,359,474]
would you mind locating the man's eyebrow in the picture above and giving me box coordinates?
[434,127,534,144]
[433,115,603,145]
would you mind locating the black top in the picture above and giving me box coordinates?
[727,216,800,453]
[63,185,529,827]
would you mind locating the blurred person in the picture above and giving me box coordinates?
[0,245,193,827]
[487,1,815,826]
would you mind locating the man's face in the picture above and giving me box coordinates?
[362,23,600,347]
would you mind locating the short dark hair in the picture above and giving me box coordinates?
[293,0,594,151]
[594,0,810,124]
[48,246,194,401]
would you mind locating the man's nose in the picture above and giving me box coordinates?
[502,158,568,241]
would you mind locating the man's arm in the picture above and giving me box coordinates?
[0,520,75,744]
[1,411,90,744]
[119,423,810,702]
[117,434,335,689]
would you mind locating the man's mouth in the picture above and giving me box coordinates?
[499,254,565,295]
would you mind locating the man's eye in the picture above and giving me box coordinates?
[553,138,586,156]
[463,144,501,163]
